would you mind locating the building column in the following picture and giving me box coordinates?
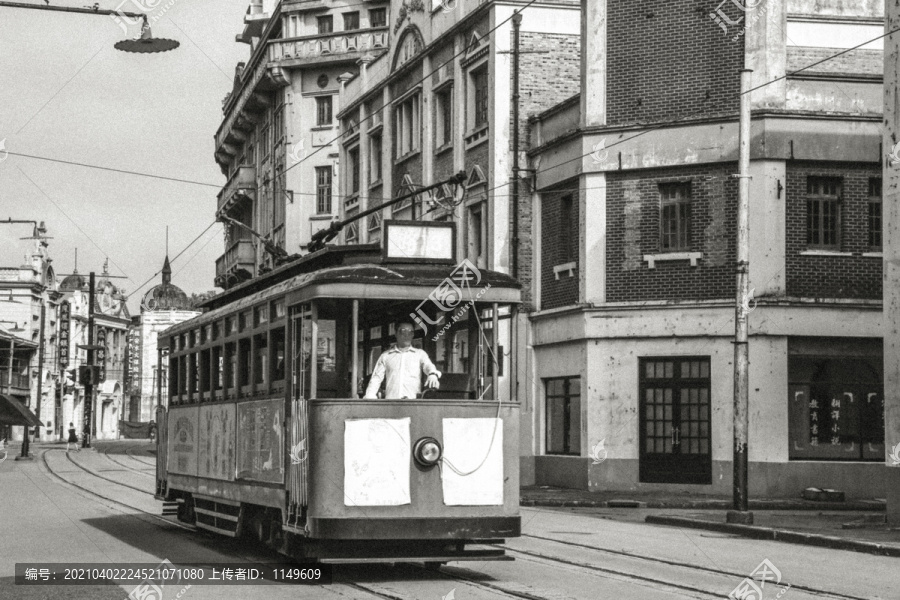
[580,172,606,304]
[580,0,606,128]
[883,0,900,524]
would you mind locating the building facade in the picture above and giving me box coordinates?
[133,257,200,423]
[214,0,391,290]
[527,0,887,496]
[57,263,131,441]
[0,223,61,442]
[335,0,581,407]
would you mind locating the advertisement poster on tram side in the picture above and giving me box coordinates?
[167,407,198,476]
[237,399,284,483]
[199,403,235,481]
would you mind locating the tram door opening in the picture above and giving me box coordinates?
[286,304,312,525]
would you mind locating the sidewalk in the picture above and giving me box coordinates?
[522,485,900,557]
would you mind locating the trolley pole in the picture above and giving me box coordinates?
[82,272,95,449]
[727,69,753,525]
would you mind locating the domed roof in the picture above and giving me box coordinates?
[140,256,192,312]
[59,272,86,292]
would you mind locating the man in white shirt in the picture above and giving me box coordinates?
[364,322,441,399]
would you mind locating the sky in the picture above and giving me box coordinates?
[0,0,252,313]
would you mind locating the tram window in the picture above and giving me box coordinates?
[254,333,268,384]
[179,355,188,397]
[188,353,198,397]
[273,299,285,320]
[199,349,211,394]
[369,325,382,340]
[212,346,223,390]
[169,356,179,399]
[212,322,220,340]
[272,328,286,382]
[255,305,269,326]
[238,339,251,387]
[224,342,236,389]
[317,320,336,372]
[190,331,197,348]
[450,329,468,372]
[200,327,207,344]
[239,312,249,331]
[226,317,237,335]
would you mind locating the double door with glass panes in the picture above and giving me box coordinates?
[639,358,712,484]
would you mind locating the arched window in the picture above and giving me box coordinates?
[393,28,423,70]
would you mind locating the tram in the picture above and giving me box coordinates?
[154,222,522,564]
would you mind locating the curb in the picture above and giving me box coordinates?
[519,498,885,511]
[645,515,900,558]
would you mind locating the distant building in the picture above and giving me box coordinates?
[133,256,200,422]
[57,262,131,440]
[0,222,60,442]
[214,0,390,290]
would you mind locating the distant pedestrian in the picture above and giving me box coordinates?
[66,423,79,452]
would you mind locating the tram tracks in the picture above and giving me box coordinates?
[101,444,156,478]
[500,532,872,600]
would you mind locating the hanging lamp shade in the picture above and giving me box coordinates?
[115,22,179,53]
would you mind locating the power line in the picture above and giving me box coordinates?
[6,152,221,188]
[125,221,219,301]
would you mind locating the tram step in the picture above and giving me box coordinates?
[161,501,178,516]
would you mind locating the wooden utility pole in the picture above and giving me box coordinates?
[728,69,753,524]
[82,272,95,449]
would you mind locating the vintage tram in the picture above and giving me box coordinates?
[155,224,522,564]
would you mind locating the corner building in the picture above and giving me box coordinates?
[527,1,887,495]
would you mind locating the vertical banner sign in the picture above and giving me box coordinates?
[58,302,70,369]
[96,327,107,382]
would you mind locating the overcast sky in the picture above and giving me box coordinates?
[0,0,251,313]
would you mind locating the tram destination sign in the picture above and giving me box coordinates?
[383,220,456,264]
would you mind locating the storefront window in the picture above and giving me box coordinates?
[788,341,884,461]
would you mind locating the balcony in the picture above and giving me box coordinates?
[269,28,389,66]
[217,166,257,216]
[0,369,29,392]
[215,239,256,290]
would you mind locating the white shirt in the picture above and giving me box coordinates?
[364,344,441,399]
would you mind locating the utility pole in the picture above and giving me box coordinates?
[34,300,46,441]
[728,69,753,525]
[510,11,522,280]
[82,272,95,449]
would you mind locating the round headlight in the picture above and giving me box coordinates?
[413,437,442,467]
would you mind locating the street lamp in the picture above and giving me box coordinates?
[0,2,179,53]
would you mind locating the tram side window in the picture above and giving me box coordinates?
[271,327,286,382]
[188,353,198,398]
[212,345,223,391]
[238,338,251,387]
[254,333,268,385]
[224,342,237,390]
[199,349,211,395]
[169,355,179,401]
[179,355,188,398]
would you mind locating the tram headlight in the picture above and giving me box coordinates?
[413,437,442,467]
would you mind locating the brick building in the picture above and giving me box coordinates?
[526,0,887,495]
[335,0,580,403]
[214,0,391,290]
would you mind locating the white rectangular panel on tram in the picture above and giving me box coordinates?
[343,418,411,506]
[441,418,504,506]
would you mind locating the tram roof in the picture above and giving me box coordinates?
[165,245,521,338]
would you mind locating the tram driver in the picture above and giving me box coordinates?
[363,321,441,399]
